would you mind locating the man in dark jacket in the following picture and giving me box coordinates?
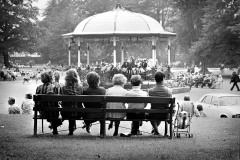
[230,71,240,91]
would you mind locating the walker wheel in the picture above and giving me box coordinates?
[177,133,181,138]
[190,134,193,138]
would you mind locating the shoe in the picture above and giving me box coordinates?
[153,132,164,137]
[52,131,58,135]
[56,120,62,127]
[86,124,91,133]
[48,125,53,130]
[120,133,131,137]
[113,132,118,136]
[136,130,142,135]
[68,132,73,135]
[108,122,113,130]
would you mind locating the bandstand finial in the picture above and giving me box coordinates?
[115,2,123,9]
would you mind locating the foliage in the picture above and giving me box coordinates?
[0,0,39,67]
[189,0,240,67]
[172,0,207,63]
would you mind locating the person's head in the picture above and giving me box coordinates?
[197,104,203,111]
[54,71,60,82]
[112,74,127,86]
[41,71,53,84]
[184,95,190,101]
[86,71,100,88]
[130,75,142,86]
[25,93,32,99]
[154,71,165,83]
[65,69,80,85]
[8,97,15,105]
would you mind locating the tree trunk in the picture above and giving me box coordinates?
[3,51,10,67]
[199,60,211,75]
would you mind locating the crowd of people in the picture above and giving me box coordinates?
[91,57,172,83]
[8,68,207,137]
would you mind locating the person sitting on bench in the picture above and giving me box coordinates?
[148,71,172,136]
[125,75,148,136]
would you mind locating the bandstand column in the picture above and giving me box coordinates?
[68,38,71,67]
[87,44,90,66]
[77,38,81,68]
[167,37,171,66]
[113,36,117,67]
[152,36,157,66]
[121,42,124,65]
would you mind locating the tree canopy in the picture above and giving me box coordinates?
[189,0,240,67]
[1,0,239,68]
[0,0,38,67]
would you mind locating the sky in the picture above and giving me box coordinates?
[32,0,49,20]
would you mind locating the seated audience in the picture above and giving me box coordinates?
[8,97,21,114]
[197,104,207,117]
[125,75,148,136]
[83,71,106,136]
[36,71,62,135]
[179,95,200,117]
[60,69,84,135]
[21,93,34,115]
[148,71,172,136]
[211,75,223,89]
[106,74,128,136]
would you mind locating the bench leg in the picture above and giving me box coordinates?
[169,119,173,139]
[34,110,37,135]
[164,121,168,136]
[102,115,106,138]
[42,119,44,133]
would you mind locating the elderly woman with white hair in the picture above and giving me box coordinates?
[106,74,128,136]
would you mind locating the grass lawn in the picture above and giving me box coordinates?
[0,114,239,160]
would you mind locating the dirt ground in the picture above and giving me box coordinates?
[0,114,239,160]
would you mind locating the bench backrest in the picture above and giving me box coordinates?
[34,95,175,105]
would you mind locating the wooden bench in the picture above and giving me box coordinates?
[33,95,175,138]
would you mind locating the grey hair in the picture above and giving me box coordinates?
[112,74,127,85]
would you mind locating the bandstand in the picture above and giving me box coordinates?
[62,3,176,68]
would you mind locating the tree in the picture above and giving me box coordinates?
[0,0,39,67]
[172,0,207,65]
[190,0,240,68]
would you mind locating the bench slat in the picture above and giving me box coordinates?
[34,95,105,102]
[105,96,173,103]
[33,107,103,112]
[33,107,173,113]
[34,95,174,104]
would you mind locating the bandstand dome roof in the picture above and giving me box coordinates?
[62,4,176,39]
